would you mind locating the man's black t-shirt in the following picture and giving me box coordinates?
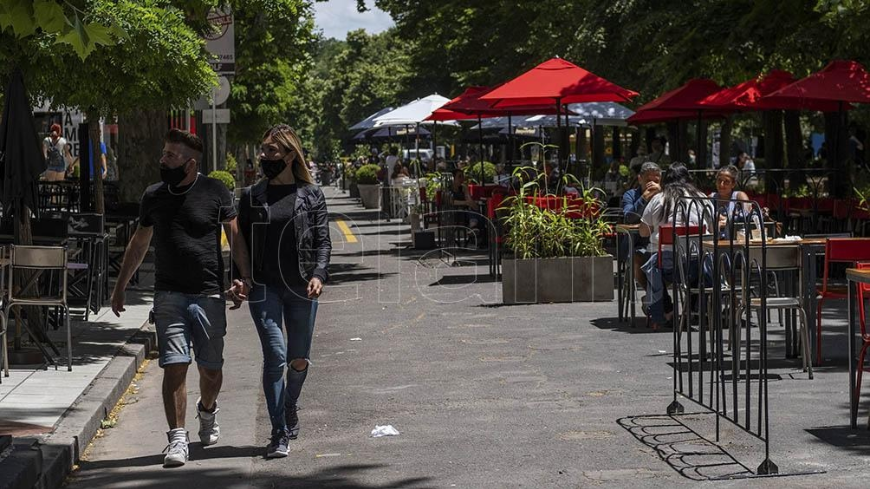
[258,184,307,288]
[139,175,237,295]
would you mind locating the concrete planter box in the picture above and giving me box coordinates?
[358,184,380,209]
[349,181,360,199]
[502,255,613,304]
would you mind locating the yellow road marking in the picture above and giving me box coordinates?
[336,219,358,243]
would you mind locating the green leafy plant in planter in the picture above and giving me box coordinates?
[498,167,612,303]
[225,154,238,174]
[355,164,381,185]
[345,165,358,182]
[856,185,870,212]
[208,170,235,190]
[464,161,496,184]
[500,169,609,259]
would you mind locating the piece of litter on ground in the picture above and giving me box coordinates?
[350,337,362,341]
[315,453,341,458]
[658,350,667,354]
[371,425,400,437]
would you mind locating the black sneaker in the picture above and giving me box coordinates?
[266,430,290,459]
[285,405,299,440]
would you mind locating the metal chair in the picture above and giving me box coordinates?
[739,245,813,378]
[7,245,71,371]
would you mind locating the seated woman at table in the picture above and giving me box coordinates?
[639,163,713,329]
[709,165,751,238]
[390,162,410,184]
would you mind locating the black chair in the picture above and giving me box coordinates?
[67,213,106,320]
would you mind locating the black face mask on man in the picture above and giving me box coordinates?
[160,161,190,187]
[260,157,287,180]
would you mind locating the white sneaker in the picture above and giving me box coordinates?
[163,430,189,467]
[196,398,220,446]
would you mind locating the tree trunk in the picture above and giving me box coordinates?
[645,128,656,154]
[720,117,733,168]
[118,110,168,203]
[698,118,708,169]
[612,127,621,160]
[85,110,105,214]
[629,129,639,161]
[592,126,605,169]
[763,111,785,194]
[783,110,806,189]
[824,109,851,197]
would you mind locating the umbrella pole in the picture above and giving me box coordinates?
[697,109,702,169]
[508,113,514,171]
[478,114,484,185]
[432,121,437,173]
[589,120,594,188]
[555,99,562,191]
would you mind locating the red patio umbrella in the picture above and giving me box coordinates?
[479,58,638,107]
[763,60,870,107]
[701,70,845,112]
[479,58,638,178]
[427,86,579,180]
[762,60,870,193]
[628,79,726,166]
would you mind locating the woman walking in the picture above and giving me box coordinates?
[235,124,332,458]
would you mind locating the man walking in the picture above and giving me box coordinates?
[111,129,251,467]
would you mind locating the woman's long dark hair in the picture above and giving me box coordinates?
[658,163,705,223]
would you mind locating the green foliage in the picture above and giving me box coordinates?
[499,167,609,259]
[1,1,217,117]
[783,184,811,198]
[209,170,235,190]
[227,0,316,145]
[355,164,381,185]
[0,0,125,60]
[289,29,411,161]
[855,185,870,211]
[344,164,357,182]
[424,172,441,201]
[464,161,496,184]
[225,153,238,173]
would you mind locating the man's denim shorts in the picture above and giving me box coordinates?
[153,291,227,370]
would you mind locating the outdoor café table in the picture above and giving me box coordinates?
[846,268,870,429]
[615,223,640,324]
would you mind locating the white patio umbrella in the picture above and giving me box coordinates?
[372,94,455,127]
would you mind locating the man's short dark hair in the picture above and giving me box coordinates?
[165,129,203,156]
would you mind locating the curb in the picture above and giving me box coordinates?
[0,322,155,489]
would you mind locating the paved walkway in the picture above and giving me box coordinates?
[7,185,869,488]
[0,291,151,436]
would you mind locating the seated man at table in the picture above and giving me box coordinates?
[621,162,661,292]
[639,163,712,329]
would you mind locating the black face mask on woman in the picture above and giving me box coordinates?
[260,157,287,180]
[160,161,189,187]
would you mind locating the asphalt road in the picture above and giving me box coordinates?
[66,188,870,488]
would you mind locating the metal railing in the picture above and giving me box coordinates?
[665,196,781,476]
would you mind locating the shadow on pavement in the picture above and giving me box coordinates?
[71,460,435,488]
[618,413,758,481]
[590,317,670,334]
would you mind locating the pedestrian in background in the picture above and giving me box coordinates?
[42,123,72,181]
[235,124,332,458]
